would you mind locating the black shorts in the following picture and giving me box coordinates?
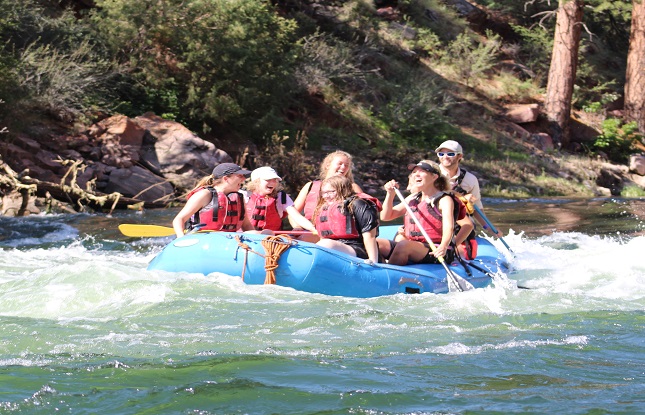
[352,245,369,259]
[384,240,454,264]
[419,242,454,264]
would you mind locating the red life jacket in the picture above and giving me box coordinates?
[404,192,460,243]
[458,236,478,260]
[315,194,380,239]
[186,187,245,231]
[303,180,321,220]
[450,194,478,259]
[246,191,286,231]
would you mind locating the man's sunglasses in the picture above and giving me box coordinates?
[437,152,459,157]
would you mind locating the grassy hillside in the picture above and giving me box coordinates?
[1,0,643,199]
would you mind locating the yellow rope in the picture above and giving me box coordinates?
[261,234,294,284]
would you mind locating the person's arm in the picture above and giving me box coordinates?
[285,206,317,234]
[362,228,379,263]
[380,180,397,221]
[172,189,210,238]
[435,196,455,258]
[288,182,313,229]
[469,178,483,210]
[351,182,363,193]
[291,181,312,213]
[454,217,474,246]
[380,180,407,221]
[352,199,379,263]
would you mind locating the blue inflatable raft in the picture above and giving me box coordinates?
[147,225,510,298]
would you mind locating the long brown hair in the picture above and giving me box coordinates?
[318,150,356,183]
[311,175,356,224]
[191,175,224,191]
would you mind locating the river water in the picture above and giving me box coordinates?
[1,198,643,414]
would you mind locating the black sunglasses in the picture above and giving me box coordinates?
[437,152,459,157]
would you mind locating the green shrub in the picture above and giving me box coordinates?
[256,130,315,194]
[442,30,501,86]
[91,0,299,137]
[621,185,645,198]
[379,71,451,146]
[18,40,117,119]
[0,0,116,118]
[510,24,553,80]
[593,119,643,163]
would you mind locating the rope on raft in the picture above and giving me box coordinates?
[261,234,294,284]
[234,234,295,284]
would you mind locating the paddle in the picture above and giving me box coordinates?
[118,224,312,238]
[119,224,175,237]
[472,204,513,254]
[465,259,529,289]
[394,188,474,292]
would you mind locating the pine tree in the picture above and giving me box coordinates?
[625,0,645,133]
[545,0,585,149]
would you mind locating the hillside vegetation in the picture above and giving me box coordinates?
[1,0,644,203]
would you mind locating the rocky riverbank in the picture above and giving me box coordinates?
[1,111,645,217]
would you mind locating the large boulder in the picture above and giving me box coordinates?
[134,113,232,191]
[629,154,645,176]
[103,165,175,203]
[505,104,539,124]
[90,114,146,168]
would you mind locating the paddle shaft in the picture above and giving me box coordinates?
[472,204,513,253]
[394,188,472,292]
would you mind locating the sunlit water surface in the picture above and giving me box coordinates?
[1,198,643,414]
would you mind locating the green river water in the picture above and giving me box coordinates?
[0,197,643,414]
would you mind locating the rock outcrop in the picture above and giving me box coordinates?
[0,113,233,215]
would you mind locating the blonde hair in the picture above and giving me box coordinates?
[312,175,356,224]
[318,150,355,183]
[245,178,284,197]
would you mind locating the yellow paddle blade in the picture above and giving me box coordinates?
[118,224,175,237]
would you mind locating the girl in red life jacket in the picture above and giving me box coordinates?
[291,150,364,222]
[376,160,473,266]
[171,163,257,238]
[311,176,380,264]
[243,166,316,233]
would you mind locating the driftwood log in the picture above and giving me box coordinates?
[1,159,168,216]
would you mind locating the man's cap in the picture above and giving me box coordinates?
[251,166,282,182]
[434,140,463,154]
[212,163,251,179]
[407,161,440,175]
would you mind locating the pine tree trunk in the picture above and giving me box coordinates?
[545,0,584,149]
[625,0,645,134]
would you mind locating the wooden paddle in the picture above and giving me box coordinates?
[118,224,312,238]
[394,188,474,292]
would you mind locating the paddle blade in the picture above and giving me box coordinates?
[118,224,175,237]
[437,256,474,292]
[452,272,475,291]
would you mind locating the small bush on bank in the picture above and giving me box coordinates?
[621,185,645,198]
[441,31,501,87]
[255,130,315,195]
[18,40,117,120]
[593,119,643,163]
